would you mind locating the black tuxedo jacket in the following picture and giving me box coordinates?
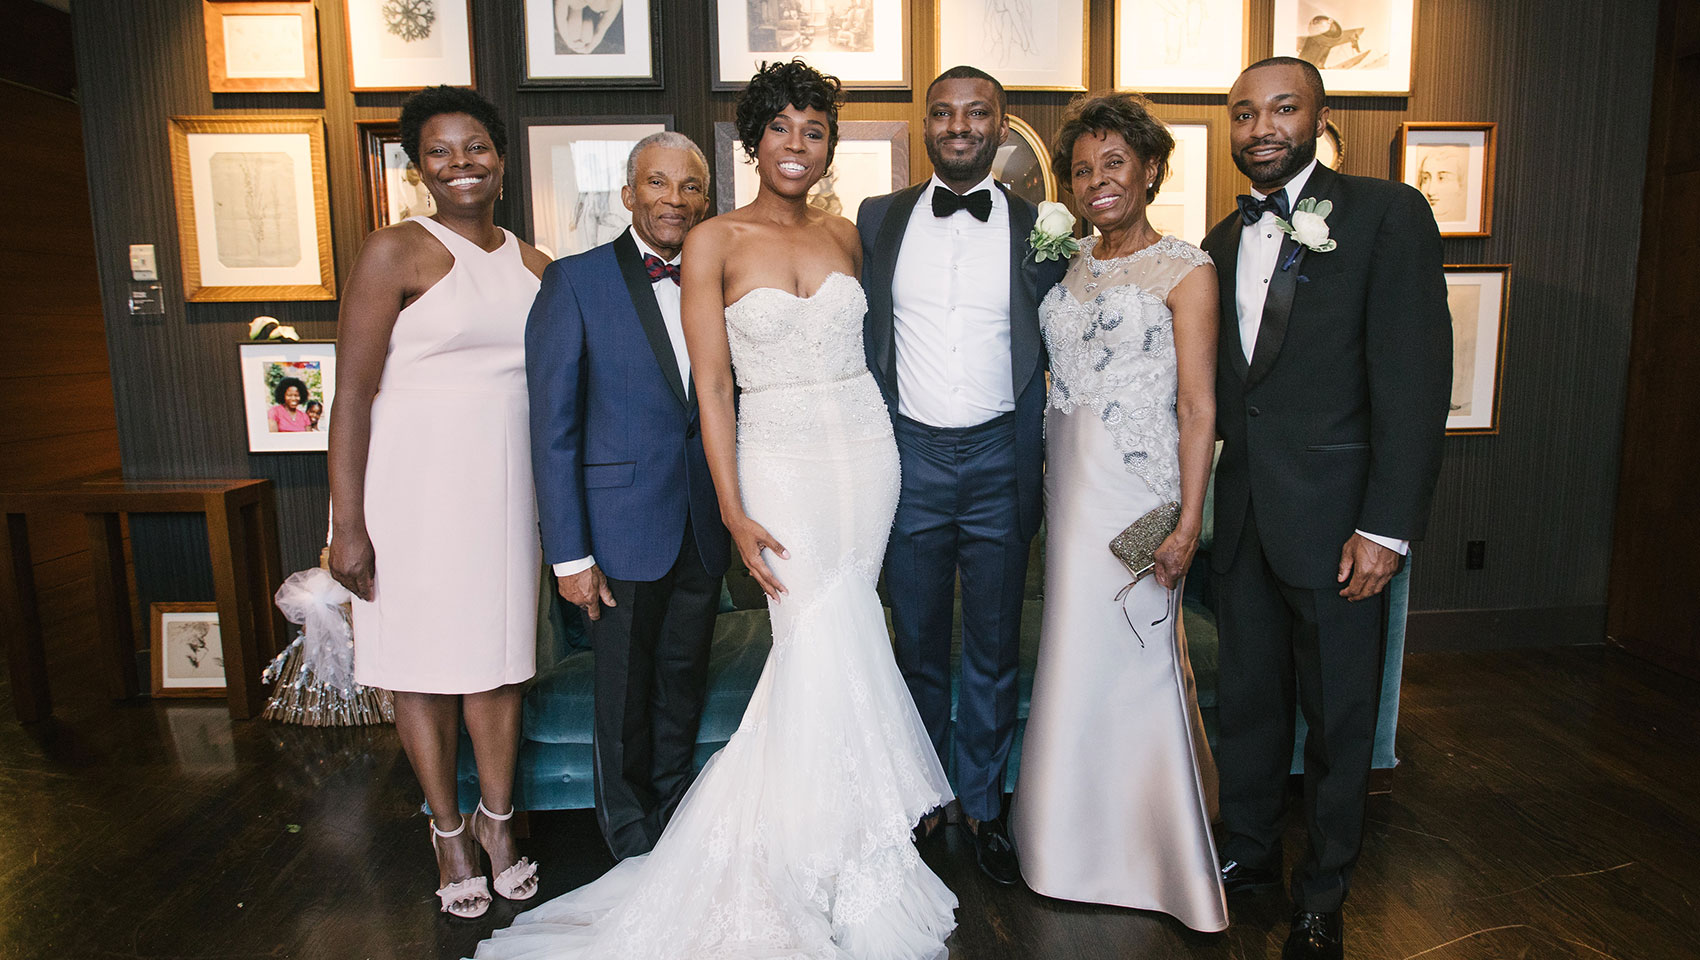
[856,181,1067,539]
[1201,164,1451,588]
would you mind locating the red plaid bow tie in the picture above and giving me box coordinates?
[643,254,681,285]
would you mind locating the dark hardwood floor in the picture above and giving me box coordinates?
[4,642,1697,959]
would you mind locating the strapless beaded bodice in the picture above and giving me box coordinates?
[724,272,869,393]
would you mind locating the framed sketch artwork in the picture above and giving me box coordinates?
[358,120,437,231]
[994,115,1056,207]
[1115,0,1247,94]
[938,0,1086,91]
[714,120,907,216]
[1443,265,1510,435]
[151,603,227,698]
[343,0,474,91]
[239,340,337,452]
[524,117,671,259]
[1273,0,1415,96]
[1144,120,1210,245]
[1397,122,1496,237]
[523,0,663,87]
[712,0,910,90]
[168,116,336,302]
[202,1,321,93]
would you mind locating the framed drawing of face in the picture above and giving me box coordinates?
[712,0,910,90]
[994,114,1056,207]
[714,120,908,216]
[523,0,664,87]
[1114,0,1247,94]
[1273,0,1415,96]
[1398,122,1497,237]
[937,0,1087,91]
[202,1,321,93]
[1443,264,1511,435]
[523,117,672,259]
[342,0,474,91]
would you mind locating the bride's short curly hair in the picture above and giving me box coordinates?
[735,59,844,166]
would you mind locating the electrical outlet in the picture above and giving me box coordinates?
[1465,540,1486,570]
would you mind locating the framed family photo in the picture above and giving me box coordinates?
[523,0,663,87]
[937,0,1086,91]
[1272,0,1415,96]
[712,0,910,90]
[151,603,227,698]
[1397,121,1496,237]
[994,115,1057,207]
[524,117,671,259]
[168,116,336,302]
[1443,265,1510,435]
[343,0,474,91]
[202,1,321,93]
[1145,120,1211,245]
[1114,0,1247,94]
[715,120,907,215]
[238,340,337,452]
[358,119,436,232]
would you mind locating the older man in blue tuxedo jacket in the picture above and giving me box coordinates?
[526,132,729,860]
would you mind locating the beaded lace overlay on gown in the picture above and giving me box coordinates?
[473,272,956,960]
[1041,235,1211,502]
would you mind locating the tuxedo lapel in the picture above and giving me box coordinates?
[1209,213,1251,382]
[867,184,925,391]
[1004,185,1041,396]
[613,229,688,409]
[1245,164,1338,389]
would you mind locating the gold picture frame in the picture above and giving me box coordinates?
[997,115,1058,206]
[1396,121,1498,238]
[1443,264,1511,436]
[168,116,336,302]
[151,603,227,699]
[936,0,1088,92]
[202,1,321,93]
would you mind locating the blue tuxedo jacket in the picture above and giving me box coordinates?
[856,182,1067,540]
[527,228,730,583]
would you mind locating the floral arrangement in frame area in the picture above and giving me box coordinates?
[938,0,1086,92]
[202,1,321,93]
[713,119,908,216]
[523,0,663,88]
[238,340,337,452]
[1114,0,1246,94]
[343,0,474,91]
[168,115,336,302]
[151,603,227,698]
[1272,0,1415,96]
[1443,264,1510,435]
[1397,121,1497,237]
[712,0,910,90]
[358,119,437,231]
[524,117,672,259]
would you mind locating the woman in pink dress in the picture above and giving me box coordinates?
[328,86,554,921]
[266,378,311,432]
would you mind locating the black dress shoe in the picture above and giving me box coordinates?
[911,810,942,846]
[1219,858,1282,895]
[969,817,1021,885]
[1282,910,1343,960]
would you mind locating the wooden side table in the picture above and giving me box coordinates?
[0,478,286,722]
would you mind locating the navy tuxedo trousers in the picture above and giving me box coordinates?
[885,412,1030,823]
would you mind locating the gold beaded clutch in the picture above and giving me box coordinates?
[1108,501,1182,583]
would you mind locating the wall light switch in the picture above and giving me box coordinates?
[128,244,158,281]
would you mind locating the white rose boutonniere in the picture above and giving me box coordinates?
[1028,200,1081,263]
[1271,198,1337,269]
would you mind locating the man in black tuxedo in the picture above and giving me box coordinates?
[1200,58,1451,959]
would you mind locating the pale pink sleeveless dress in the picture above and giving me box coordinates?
[351,216,542,694]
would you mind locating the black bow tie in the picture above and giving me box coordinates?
[1236,192,1291,226]
[932,186,993,222]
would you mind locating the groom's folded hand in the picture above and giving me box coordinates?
[1337,534,1399,602]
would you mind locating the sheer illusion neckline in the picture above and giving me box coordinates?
[1083,234,1174,273]
[728,271,856,310]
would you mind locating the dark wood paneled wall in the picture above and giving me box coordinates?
[1607,0,1700,679]
[70,0,1657,621]
[0,2,125,657]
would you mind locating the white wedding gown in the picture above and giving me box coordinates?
[473,272,957,960]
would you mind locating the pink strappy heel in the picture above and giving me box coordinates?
[473,800,540,901]
[429,816,492,919]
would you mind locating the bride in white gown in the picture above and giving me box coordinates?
[472,60,957,960]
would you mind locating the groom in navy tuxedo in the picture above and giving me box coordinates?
[527,132,730,860]
[858,66,1066,885]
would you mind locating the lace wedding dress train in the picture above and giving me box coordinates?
[473,272,956,960]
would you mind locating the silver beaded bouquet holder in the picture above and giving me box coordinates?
[262,567,394,726]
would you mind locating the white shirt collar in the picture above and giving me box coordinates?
[1249,158,1319,207]
[926,172,1001,198]
[628,227,679,266]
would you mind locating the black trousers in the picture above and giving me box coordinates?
[589,520,720,860]
[1213,506,1388,913]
